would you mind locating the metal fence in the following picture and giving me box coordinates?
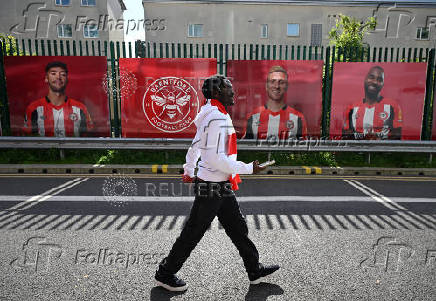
[0,38,435,142]
[1,136,436,153]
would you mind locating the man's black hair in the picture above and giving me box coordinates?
[368,65,384,74]
[202,75,227,99]
[45,61,68,73]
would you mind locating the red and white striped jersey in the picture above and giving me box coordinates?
[342,98,403,140]
[244,105,307,140]
[23,97,93,137]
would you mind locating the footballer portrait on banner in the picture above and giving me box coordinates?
[330,62,427,140]
[226,60,324,140]
[4,56,110,137]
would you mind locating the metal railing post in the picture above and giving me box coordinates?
[322,46,331,138]
[110,42,120,137]
[0,40,11,135]
[423,48,435,140]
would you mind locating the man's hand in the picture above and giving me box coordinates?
[252,160,267,174]
[182,174,194,183]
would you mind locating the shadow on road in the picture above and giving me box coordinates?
[148,283,284,301]
[149,286,186,300]
[245,282,284,300]
[0,200,435,231]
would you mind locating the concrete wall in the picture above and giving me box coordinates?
[142,1,436,48]
[108,0,125,42]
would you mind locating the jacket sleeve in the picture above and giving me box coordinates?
[183,125,202,177]
[201,116,253,175]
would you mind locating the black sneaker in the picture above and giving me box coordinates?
[248,264,280,285]
[155,270,188,292]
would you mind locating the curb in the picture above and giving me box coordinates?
[1,164,436,177]
[0,164,183,175]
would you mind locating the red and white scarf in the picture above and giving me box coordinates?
[210,99,242,191]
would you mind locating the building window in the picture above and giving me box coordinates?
[83,25,99,38]
[311,24,322,46]
[416,27,429,40]
[287,23,299,37]
[55,0,71,5]
[188,24,203,38]
[81,0,96,6]
[260,24,268,38]
[57,24,72,38]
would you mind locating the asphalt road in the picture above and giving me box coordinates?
[0,174,435,301]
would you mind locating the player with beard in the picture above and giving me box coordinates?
[244,65,307,140]
[23,61,93,137]
[342,66,402,140]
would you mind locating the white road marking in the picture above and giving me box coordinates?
[0,178,89,227]
[344,179,435,229]
[1,195,435,203]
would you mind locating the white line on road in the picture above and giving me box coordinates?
[343,179,435,229]
[1,195,436,203]
[3,177,85,211]
[0,178,89,226]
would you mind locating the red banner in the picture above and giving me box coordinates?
[119,58,217,138]
[227,60,323,140]
[4,56,110,137]
[330,62,427,140]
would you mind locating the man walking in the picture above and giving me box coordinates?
[155,75,279,292]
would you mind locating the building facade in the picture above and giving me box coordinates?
[142,0,436,48]
[0,0,126,43]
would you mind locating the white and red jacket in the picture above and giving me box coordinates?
[183,99,253,190]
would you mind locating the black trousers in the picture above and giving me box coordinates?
[159,180,260,275]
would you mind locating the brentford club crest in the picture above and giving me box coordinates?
[143,77,199,133]
[69,113,78,121]
[379,111,388,121]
